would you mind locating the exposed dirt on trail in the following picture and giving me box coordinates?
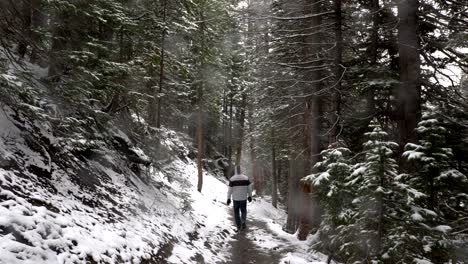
[222,211,292,264]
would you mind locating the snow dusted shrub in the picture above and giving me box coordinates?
[403,111,468,263]
[305,141,354,262]
[345,121,427,263]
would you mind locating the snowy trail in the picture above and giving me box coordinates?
[225,210,288,264]
[165,160,329,264]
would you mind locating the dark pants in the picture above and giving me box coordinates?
[233,200,247,227]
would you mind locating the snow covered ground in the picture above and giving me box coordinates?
[0,91,328,263]
[0,133,328,264]
[0,47,330,264]
[167,164,331,264]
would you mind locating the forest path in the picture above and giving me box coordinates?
[222,203,295,264]
[165,170,326,264]
[225,214,288,263]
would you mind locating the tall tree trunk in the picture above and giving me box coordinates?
[228,94,234,164]
[156,0,167,128]
[285,159,303,233]
[48,11,68,78]
[277,158,283,200]
[30,0,44,64]
[365,0,379,124]
[119,26,125,62]
[17,0,32,58]
[376,171,384,257]
[197,104,203,192]
[397,0,421,156]
[297,0,323,241]
[222,86,228,156]
[235,93,247,165]
[330,0,343,143]
[272,141,278,208]
[248,102,258,193]
[196,13,206,193]
[147,0,168,127]
[146,66,156,123]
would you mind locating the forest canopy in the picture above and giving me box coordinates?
[0,0,467,263]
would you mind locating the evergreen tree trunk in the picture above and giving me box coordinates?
[228,94,233,164]
[196,12,208,192]
[365,0,379,124]
[17,0,32,58]
[297,0,323,241]
[376,169,384,257]
[197,104,203,192]
[48,11,67,78]
[146,66,156,123]
[330,0,343,143]
[222,86,228,156]
[248,103,258,193]
[397,0,421,154]
[156,0,167,128]
[272,139,278,208]
[285,159,302,234]
[30,0,44,64]
[235,93,246,165]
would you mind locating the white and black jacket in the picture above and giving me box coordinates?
[227,173,253,201]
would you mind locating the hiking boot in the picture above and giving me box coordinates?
[241,223,246,230]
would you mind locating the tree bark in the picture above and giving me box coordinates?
[365,0,380,125]
[17,0,32,58]
[248,102,258,193]
[197,105,203,192]
[196,12,206,193]
[235,93,247,165]
[397,0,421,155]
[30,0,44,63]
[222,85,228,156]
[228,93,233,164]
[156,0,167,128]
[272,138,278,208]
[297,0,323,241]
[285,159,303,234]
[330,0,343,143]
[48,10,68,79]
[146,66,156,123]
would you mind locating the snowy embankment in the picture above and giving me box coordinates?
[0,99,328,264]
[0,57,328,264]
[0,121,228,263]
[0,86,230,263]
[0,102,328,263]
[0,101,325,263]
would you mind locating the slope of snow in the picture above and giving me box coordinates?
[0,91,229,263]
[0,54,329,263]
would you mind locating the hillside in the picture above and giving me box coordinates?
[0,58,329,263]
[1,0,466,262]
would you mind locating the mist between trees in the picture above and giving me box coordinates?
[0,0,467,263]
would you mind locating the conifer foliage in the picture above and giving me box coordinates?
[347,123,423,263]
[308,122,464,263]
[305,142,353,261]
[403,111,468,261]
[404,111,468,215]
[0,0,467,262]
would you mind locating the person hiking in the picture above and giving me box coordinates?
[226,165,253,231]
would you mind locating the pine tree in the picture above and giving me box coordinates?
[403,111,468,262]
[305,141,353,262]
[346,122,428,263]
